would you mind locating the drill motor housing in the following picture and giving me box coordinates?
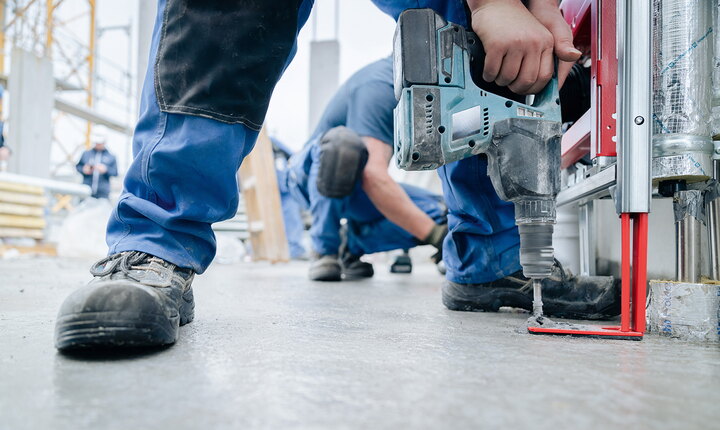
[393,9,563,278]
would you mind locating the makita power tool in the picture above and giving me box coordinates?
[393,9,562,291]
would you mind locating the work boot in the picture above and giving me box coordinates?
[341,253,374,279]
[309,254,342,281]
[54,251,195,351]
[442,261,620,320]
[390,251,412,274]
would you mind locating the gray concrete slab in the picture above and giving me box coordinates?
[1,257,719,429]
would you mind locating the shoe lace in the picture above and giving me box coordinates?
[90,251,171,281]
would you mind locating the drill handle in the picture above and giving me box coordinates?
[465,32,560,115]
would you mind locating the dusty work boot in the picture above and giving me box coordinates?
[309,254,342,281]
[442,260,620,320]
[341,253,374,279]
[54,251,195,351]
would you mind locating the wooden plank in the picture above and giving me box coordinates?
[238,127,289,263]
[0,180,44,195]
[0,243,56,256]
[0,227,44,239]
[0,202,44,217]
[0,214,46,229]
[0,190,48,206]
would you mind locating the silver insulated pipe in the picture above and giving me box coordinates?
[652,0,715,183]
[674,190,704,283]
[713,3,720,158]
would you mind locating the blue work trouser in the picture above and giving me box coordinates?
[276,167,307,259]
[107,0,518,282]
[105,0,313,273]
[287,143,445,257]
[438,157,522,284]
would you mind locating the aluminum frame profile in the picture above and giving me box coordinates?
[615,0,652,215]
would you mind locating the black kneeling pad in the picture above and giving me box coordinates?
[317,126,369,198]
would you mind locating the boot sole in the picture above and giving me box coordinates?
[442,281,531,313]
[309,270,342,282]
[55,312,179,350]
[390,264,412,274]
[342,267,374,279]
[55,290,195,351]
[309,260,342,281]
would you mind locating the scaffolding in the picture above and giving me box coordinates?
[0,0,133,179]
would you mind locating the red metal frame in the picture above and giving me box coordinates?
[560,0,591,51]
[592,0,618,158]
[560,110,591,169]
[559,0,617,167]
[529,0,648,340]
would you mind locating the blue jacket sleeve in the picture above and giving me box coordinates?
[76,151,88,175]
[345,81,397,146]
[105,154,118,177]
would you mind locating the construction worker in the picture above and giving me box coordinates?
[54,0,614,351]
[371,1,619,319]
[285,57,446,282]
[76,130,118,199]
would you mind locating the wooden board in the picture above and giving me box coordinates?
[0,190,47,206]
[0,214,46,229]
[0,180,44,195]
[238,127,289,263]
[0,202,44,217]
[0,227,44,239]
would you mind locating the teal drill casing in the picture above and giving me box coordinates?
[393,8,564,279]
[393,9,562,172]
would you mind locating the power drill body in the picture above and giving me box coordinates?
[393,9,562,280]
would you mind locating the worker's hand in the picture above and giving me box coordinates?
[527,0,582,87]
[423,223,448,250]
[467,0,582,94]
[82,164,93,175]
[95,163,108,174]
[423,223,448,264]
[468,0,554,94]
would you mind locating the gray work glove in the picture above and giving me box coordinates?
[423,223,448,264]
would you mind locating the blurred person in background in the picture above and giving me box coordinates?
[76,128,118,199]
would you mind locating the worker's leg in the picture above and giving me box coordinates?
[107,0,313,274]
[55,0,314,350]
[307,143,347,256]
[344,184,446,256]
[285,143,314,211]
[438,157,521,284]
[439,157,620,320]
[304,143,350,280]
[278,178,307,259]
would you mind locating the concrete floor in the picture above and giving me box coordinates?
[1,257,719,429]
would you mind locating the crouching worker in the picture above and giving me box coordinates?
[286,57,447,281]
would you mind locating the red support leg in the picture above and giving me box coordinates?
[632,213,649,332]
[620,213,632,332]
